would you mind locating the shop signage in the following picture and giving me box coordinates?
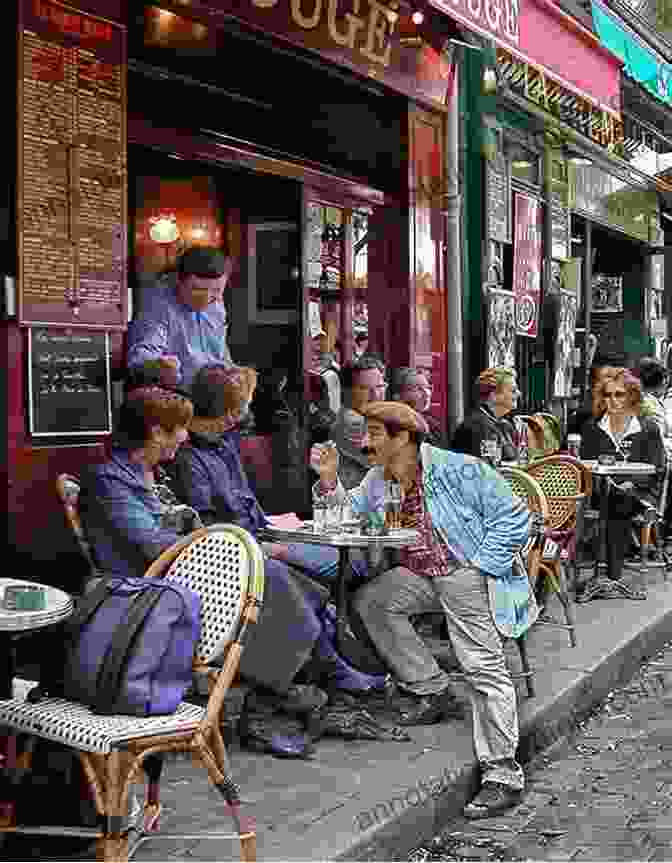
[428,0,520,49]
[591,0,672,109]
[154,0,453,109]
[520,0,621,115]
[486,151,510,242]
[27,327,112,437]
[569,164,659,243]
[497,48,624,152]
[18,0,127,328]
[512,192,542,338]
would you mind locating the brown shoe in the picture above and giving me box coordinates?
[463,782,523,819]
[398,689,466,726]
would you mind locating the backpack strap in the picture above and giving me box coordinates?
[93,585,166,715]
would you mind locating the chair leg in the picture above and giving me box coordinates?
[96,751,128,863]
[515,636,535,698]
[554,563,577,648]
[198,740,256,863]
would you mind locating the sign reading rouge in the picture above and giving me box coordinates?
[512,193,542,338]
[429,0,520,48]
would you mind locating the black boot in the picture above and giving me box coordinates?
[398,688,466,725]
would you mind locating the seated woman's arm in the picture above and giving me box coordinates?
[171,449,220,526]
[92,474,181,565]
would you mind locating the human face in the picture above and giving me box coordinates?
[179,273,228,311]
[351,368,387,414]
[152,424,189,463]
[400,374,432,413]
[361,419,394,467]
[603,382,629,419]
[493,376,520,416]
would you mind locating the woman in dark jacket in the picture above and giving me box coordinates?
[579,368,665,596]
[451,367,524,461]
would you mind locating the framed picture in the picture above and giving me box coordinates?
[553,291,578,399]
[247,222,300,325]
[486,287,516,370]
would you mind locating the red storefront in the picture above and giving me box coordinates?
[5,0,461,583]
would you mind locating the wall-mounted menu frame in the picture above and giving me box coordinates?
[28,327,112,437]
[17,0,127,328]
[486,151,511,243]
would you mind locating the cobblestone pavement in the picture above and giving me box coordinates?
[408,641,672,863]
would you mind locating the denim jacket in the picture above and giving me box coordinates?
[314,444,535,637]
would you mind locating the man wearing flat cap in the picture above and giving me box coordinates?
[127,246,234,389]
[311,401,535,819]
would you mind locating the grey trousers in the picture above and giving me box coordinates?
[353,566,524,790]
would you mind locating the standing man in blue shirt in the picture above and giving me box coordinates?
[127,247,234,389]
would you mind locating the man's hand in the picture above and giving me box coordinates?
[309,442,339,485]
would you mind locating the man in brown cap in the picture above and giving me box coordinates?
[311,401,535,819]
[128,246,234,389]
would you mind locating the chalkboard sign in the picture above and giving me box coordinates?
[486,154,510,243]
[28,328,112,437]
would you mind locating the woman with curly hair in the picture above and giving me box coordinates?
[578,368,665,597]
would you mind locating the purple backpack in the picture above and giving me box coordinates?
[36,576,201,716]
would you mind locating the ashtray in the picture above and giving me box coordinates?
[3,584,46,612]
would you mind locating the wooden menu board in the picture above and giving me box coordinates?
[486,153,510,243]
[18,0,127,328]
[28,327,112,436]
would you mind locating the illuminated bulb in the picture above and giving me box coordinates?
[482,67,497,95]
[191,226,206,239]
[411,9,424,24]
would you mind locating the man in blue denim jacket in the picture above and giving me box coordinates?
[312,401,535,819]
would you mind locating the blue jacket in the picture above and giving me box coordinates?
[315,444,535,637]
[79,449,180,578]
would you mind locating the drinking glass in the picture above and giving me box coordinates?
[384,480,403,529]
[621,439,633,462]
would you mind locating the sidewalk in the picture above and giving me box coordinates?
[39,566,667,863]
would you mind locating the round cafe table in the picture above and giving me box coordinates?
[0,579,74,699]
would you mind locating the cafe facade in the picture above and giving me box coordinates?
[464,0,670,417]
[5,0,483,577]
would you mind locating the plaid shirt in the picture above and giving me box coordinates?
[399,471,458,578]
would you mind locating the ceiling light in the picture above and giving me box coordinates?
[411,9,424,24]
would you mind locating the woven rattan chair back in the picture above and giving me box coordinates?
[144,525,265,666]
[526,456,584,531]
[499,466,549,523]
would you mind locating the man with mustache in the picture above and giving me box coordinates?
[127,246,234,389]
[311,401,534,819]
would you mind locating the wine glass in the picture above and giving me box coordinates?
[621,439,633,463]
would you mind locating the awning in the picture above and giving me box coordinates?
[591,0,672,108]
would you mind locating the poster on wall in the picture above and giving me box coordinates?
[553,291,578,398]
[512,193,543,338]
[486,288,516,370]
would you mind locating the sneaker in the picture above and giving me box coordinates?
[463,782,523,819]
[398,688,466,726]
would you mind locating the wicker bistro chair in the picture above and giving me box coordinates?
[56,473,104,591]
[509,458,579,648]
[0,525,265,863]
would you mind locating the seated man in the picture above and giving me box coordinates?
[311,401,534,819]
[127,246,234,389]
[389,366,448,448]
[451,367,525,461]
[330,355,387,489]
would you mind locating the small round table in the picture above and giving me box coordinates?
[0,580,74,699]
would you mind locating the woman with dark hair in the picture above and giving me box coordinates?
[637,356,670,437]
[579,368,665,599]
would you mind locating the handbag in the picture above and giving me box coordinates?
[32,576,201,716]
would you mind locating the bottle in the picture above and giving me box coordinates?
[518,438,529,467]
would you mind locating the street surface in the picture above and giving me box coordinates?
[408,640,672,863]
